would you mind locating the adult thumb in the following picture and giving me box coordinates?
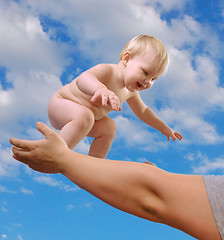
[36,122,55,139]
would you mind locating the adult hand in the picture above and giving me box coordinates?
[9,122,70,174]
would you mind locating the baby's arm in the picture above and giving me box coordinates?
[127,93,182,141]
[76,64,121,111]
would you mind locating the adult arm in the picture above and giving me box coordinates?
[10,122,220,240]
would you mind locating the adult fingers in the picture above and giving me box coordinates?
[35,122,56,140]
[9,138,35,150]
[9,122,51,149]
[12,146,31,164]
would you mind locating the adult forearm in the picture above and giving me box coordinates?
[10,119,220,240]
[61,150,163,222]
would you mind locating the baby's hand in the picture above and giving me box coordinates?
[90,88,122,111]
[161,126,183,141]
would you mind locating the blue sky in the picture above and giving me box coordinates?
[0,0,224,239]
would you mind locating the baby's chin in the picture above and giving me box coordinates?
[125,84,137,92]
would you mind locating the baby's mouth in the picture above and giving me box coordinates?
[136,82,143,89]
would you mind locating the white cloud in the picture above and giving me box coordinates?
[0,0,223,179]
[114,115,168,151]
[75,137,91,155]
[18,235,23,240]
[33,175,80,192]
[20,187,33,195]
[0,185,16,194]
[1,206,8,212]
[67,204,74,212]
[193,157,224,174]
[18,0,179,61]
[0,1,67,73]
[0,0,66,143]
[34,175,62,187]
[140,44,224,145]
[0,71,62,143]
[0,145,20,178]
[157,108,224,144]
[66,201,93,212]
[185,151,224,174]
[79,201,93,209]
[147,0,191,12]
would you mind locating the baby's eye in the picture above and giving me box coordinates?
[151,77,157,81]
[143,69,148,75]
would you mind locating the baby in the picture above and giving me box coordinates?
[48,35,183,158]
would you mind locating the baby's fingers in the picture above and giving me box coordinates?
[174,132,183,141]
[168,132,177,141]
[101,94,108,106]
[90,92,100,103]
[109,95,120,111]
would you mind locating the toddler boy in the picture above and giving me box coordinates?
[48,35,182,158]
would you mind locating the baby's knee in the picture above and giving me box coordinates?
[74,110,95,130]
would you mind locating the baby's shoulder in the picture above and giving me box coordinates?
[91,63,114,73]
[88,63,116,80]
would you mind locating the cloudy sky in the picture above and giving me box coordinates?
[0,0,224,239]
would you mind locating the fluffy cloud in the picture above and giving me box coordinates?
[0,145,20,177]
[0,0,224,177]
[20,187,33,195]
[0,1,67,73]
[114,115,168,151]
[0,184,16,194]
[141,44,224,144]
[0,1,66,143]
[194,158,224,173]
[185,151,224,174]
[19,0,189,61]
[33,175,80,192]
[147,0,191,12]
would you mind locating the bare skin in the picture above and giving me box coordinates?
[48,48,182,158]
[10,122,221,240]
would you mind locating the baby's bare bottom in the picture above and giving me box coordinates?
[48,96,116,158]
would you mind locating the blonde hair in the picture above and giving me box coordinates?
[119,35,168,75]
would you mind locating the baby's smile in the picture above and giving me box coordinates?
[136,82,143,89]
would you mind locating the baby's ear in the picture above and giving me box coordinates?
[122,51,131,65]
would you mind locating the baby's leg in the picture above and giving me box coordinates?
[48,96,95,150]
[87,117,116,158]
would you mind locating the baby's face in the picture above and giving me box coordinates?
[123,50,160,92]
